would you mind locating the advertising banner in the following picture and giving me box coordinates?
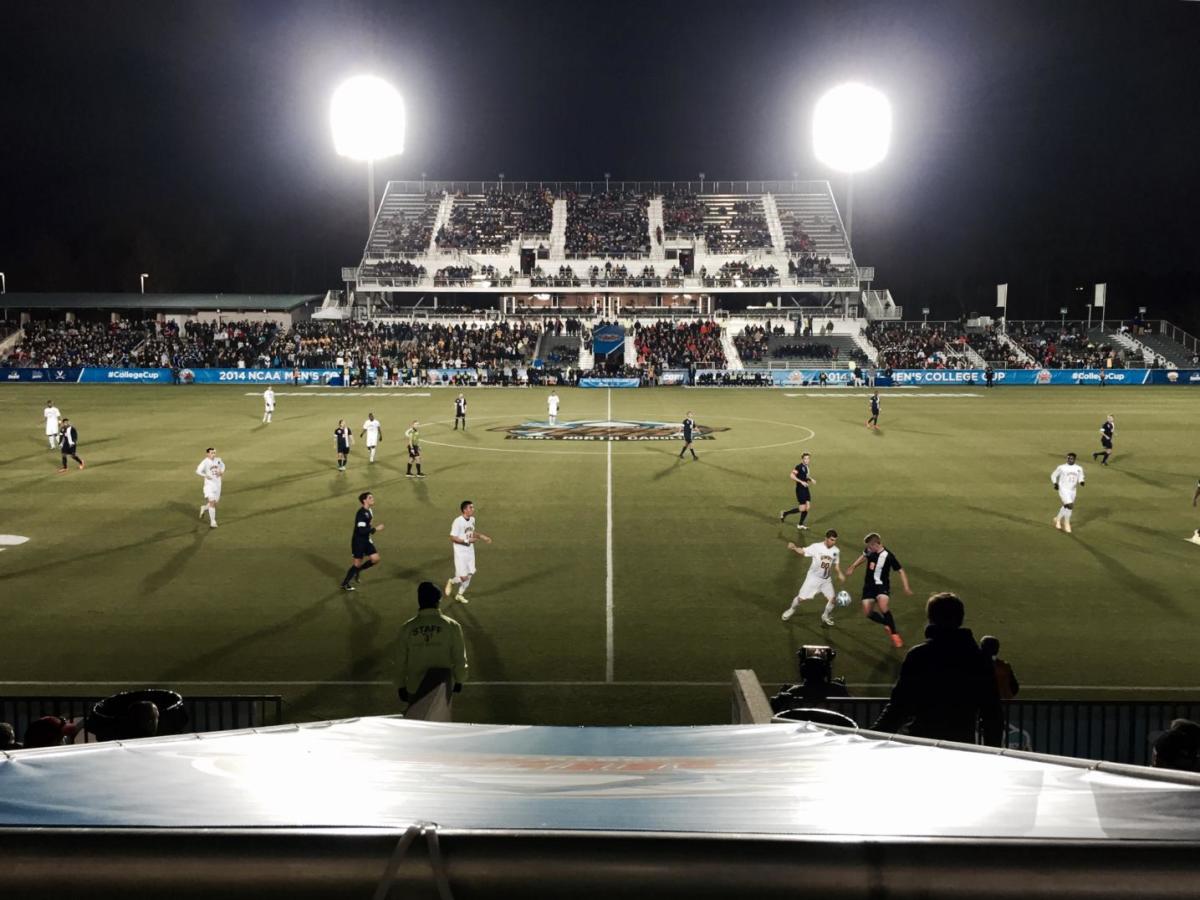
[0,367,83,383]
[78,367,171,383]
[658,370,690,386]
[182,368,340,385]
[579,377,641,388]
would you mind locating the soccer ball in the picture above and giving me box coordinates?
[836,591,852,607]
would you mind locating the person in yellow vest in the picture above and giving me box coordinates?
[396,582,468,720]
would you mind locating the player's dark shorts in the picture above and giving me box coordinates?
[862,583,890,601]
[351,539,376,559]
[1101,437,1113,449]
[682,432,693,443]
[455,410,465,418]
[337,442,350,454]
[795,487,811,504]
[408,444,420,459]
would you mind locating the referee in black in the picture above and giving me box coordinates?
[454,393,467,430]
[678,411,698,460]
[57,418,85,473]
[341,491,383,591]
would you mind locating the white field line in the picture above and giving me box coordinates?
[243,392,430,397]
[2,680,1198,691]
[606,388,615,683]
[784,393,982,398]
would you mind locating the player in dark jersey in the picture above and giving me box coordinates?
[678,411,698,460]
[454,394,467,430]
[57,418,85,473]
[780,452,814,530]
[340,491,383,590]
[866,392,881,431]
[334,418,352,471]
[844,532,912,648]
[1092,415,1114,466]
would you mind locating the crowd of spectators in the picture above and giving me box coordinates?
[781,212,816,253]
[359,260,426,282]
[5,320,155,367]
[1005,322,1129,369]
[371,195,440,254]
[773,341,837,360]
[662,189,706,237]
[865,322,972,370]
[701,261,778,287]
[565,190,650,256]
[137,320,278,369]
[434,265,476,286]
[633,320,725,369]
[704,200,772,253]
[788,254,839,279]
[965,328,1026,368]
[436,189,554,252]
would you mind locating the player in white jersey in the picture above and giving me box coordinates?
[262,387,275,424]
[1051,452,1085,534]
[43,401,62,448]
[195,447,225,528]
[781,529,845,625]
[361,413,383,463]
[547,390,560,425]
[445,500,492,604]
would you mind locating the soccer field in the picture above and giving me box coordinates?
[1,384,1198,726]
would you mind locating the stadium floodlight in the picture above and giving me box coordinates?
[331,76,406,229]
[812,83,891,244]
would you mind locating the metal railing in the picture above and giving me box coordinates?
[788,697,1200,767]
[383,179,837,197]
[2,694,284,744]
[1158,319,1200,356]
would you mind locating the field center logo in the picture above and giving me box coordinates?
[491,419,730,442]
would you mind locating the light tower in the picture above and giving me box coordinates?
[331,76,406,230]
[812,82,892,244]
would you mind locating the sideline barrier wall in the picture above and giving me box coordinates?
[4,367,1200,386]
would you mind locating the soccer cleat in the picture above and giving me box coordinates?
[821,613,836,627]
[796,524,808,531]
[781,608,795,622]
[1063,521,1072,534]
[341,583,355,591]
[779,510,787,522]
[1053,518,1061,530]
[1189,531,1200,545]
[890,631,904,648]
[406,473,415,478]
[78,462,85,470]
[57,467,68,474]
[415,473,426,478]
[456,594,469,604]
[444,579,454,598]
[210,522,218,529]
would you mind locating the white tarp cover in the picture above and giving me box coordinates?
[2,717,1199,838]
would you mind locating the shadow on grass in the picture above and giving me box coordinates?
[83,457,134,469]
[1073,538,1184,615]
[139,531,208,596]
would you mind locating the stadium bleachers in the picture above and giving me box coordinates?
[633,320,725,369]
[565,189,650,257]
[773,189,851,258]
[365,188,441,257]
[436,189,554,252]
[701,195,773,253]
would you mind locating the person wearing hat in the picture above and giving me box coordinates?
[396,582,468,721]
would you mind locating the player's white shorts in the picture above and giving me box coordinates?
[204,484,222,503]
[366,439,379,448]
[45,424,58,436]
[1058,490,1077,505]
[797,574,835,602]
[453,548,476,579]
[264,403,275,412]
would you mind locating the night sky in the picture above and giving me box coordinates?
[3,0,1198,327]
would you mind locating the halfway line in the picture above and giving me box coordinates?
[606,388,614,683]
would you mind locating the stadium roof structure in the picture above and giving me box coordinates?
[0,293,322,312]
[2,717,1199,896]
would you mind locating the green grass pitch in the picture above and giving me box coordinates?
[1,385,1198,726]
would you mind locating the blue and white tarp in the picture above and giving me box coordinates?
[580,377,641,388]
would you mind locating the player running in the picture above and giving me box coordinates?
[1092,415,1114,466]
[43,400,62,449]
[405,420,425,478]
[678,411,698,460]
[844,532,912,647]
[340,491,383,591]
[361,413,382,464]
[262,387,275,424]
[781,529,845,626]
[334,418,352,471]
[866,391,881,431]
[547,390,560,425]
[780,452,814,530]
[445,500,492,604]
[454,393,467,430]
[195,447,225,528]
[1051,452,1086,533]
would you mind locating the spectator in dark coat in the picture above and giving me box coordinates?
[1152,719,1200,772]
[872,592,1003,746]
[980,635,1020,700]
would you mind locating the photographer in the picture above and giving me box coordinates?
[770,646,850,713]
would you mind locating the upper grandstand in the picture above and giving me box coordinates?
[355,179,858,292]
